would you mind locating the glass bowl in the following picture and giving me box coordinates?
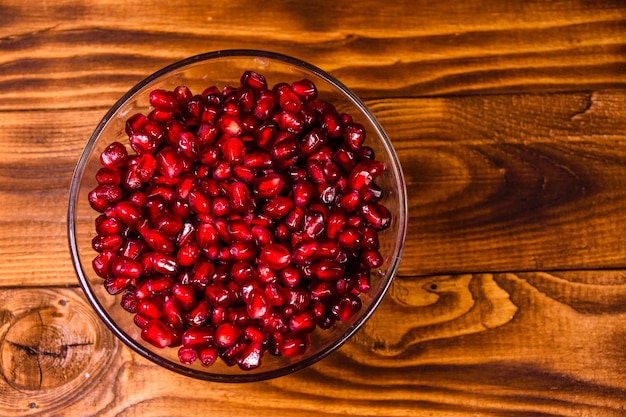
[67,50,407,382]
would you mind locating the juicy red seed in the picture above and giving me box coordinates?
[254,174,285,199]
[221,135,245,164]
[292,180,315,207]
[314,260,345,281]
[289,310,316,333]
[320,112,344,139]
[182,326,215,349]
[95,167,121,185]
[104,276,132,295]
[237,342,263,370]
[141,319,173,348]
[309,279,335,302]
[129,133,159,155]
[149,252,178,275]
[291,241,319,265]
[199,347,219,367]
[178,346,199,365]
[120,290,137,312]
[215,322,241,348]
[361,248,384,268]
[343,123,366,150]
[186,300,211,326]
[271,136,299,160]
[260,244,291,270]
[100,142,128,168]
[172,283,197,310]
[125,113,148,135]
[150,89,178,111]
[229,242,257,262]
[145,276,175,294]
[290,79,318,102]
[136,298,163,320]
[111,256,142,279]
[254,95,276,120]
[251,225,275,247]
[300,127,327,155]
[361,201,392,230]
[279,332,307,357]
[244,149,273,168]
[279,265,301,288]
[227,219,253,242]
[241,70,267,91]
[330,293,362,321]
[339,189,361,212]
[263,196,294,219]
[229,181,252,213]
[156,147,184,178]
[231,261,257,284]
[92,234,123,252]
[246,288,269,319]
[177,242,201,266]
[278,111,304,134]
[144,229,175,254]
[338,226,361,249]
[284,206,305,231]
[303,211,325,240]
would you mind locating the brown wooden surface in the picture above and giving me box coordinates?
[1,0,626,415]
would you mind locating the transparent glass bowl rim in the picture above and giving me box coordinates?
[67,49,408,382]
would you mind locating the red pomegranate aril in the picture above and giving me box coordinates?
[251,225,274,247]
[171,283,196,310]
[161,298,185,329]
[320,111,343,139]
[178,346,198,365]
[303,211,325,240]
[205,283,232,307]
[144,229,174,254]
[291,79,318,102]
[333,146,357,172]
[229,242,256,263]
[120,290,137,312]
[338,189,361,212]
[100,142,128,168]
[279,265,301,288]
[300,127,327,155]
[254,174,285,199]
[186,300,211,326]
[246,288,269,319]
[149,252,178,275]
[361,201,392,230]
[104,276,132,295]
[272,222,289,242]
[215,322,241,348]
[285,288,310,312]
[177,242,201,266]
[254,95,275,120]
[199,347,219,367]
[150,89,177,111]
[361,248,384,269]
[279,332,307,357]
[278,110,304,134]
[95,167,122,185]
[337,226,361,249]
[237,341,263,370]
[244,149,273,168]
[182,326,215,349]
[314,260,345,281]
[96,215,123,236]
[111,256,142,279]
[309,279,335,302]
[89,184,123,212]
[125,113,148,135]
[227,219,253,242]
[136,298,163,320]
[92,234,123,252]
[289,310,316,333]
[260,244,291,270]
[292,180,315,208]
[230,261,257,284]
[241,70,267,91]
[263,196,293,219]
[326,210,346,239]
[317,238,341,259]
[343,122,366,151]
[330,293,362,321]
[284,206,305,231]
[291,241,319,265]
[228,181,251,213]
[271,135,299,161]
[141,319,173,348]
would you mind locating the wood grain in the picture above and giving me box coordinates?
[2,91,626,285]
[0,0,625,111]
[3,271,626,416]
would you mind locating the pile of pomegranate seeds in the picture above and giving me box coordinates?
[88,71,392,370]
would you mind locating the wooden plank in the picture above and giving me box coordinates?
[0,0,625,110]
[2,91,626,285]
[2,270,625,416]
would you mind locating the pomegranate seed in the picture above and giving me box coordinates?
[199,347,219,366]
[291,241,319,265]
[228,181,251,213]
[361,248,384,268]
[215,322,241,348]
[260,244,291,270]
[141,319,173,348]
[361,201,392,230]
[289,310,316,333]
[254,173,285,199]
[178,346,199,364]
[246,288,269,319]
[237,341,263,370]
[279,332,307,357]
[186,300,211,326]
[172,283,197,310]
[314,260,345,281]
[111,256,142,279]
[263,196,293,219]
[104,276,132,295]
[291,79,318,102]
[300,127,327,155]
[330,293,362,321]
[241,70,267,91]
[125,113,148,135]
[150,89,178,111]
[100,142,128,168]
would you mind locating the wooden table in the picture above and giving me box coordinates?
[2,1,626,415]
